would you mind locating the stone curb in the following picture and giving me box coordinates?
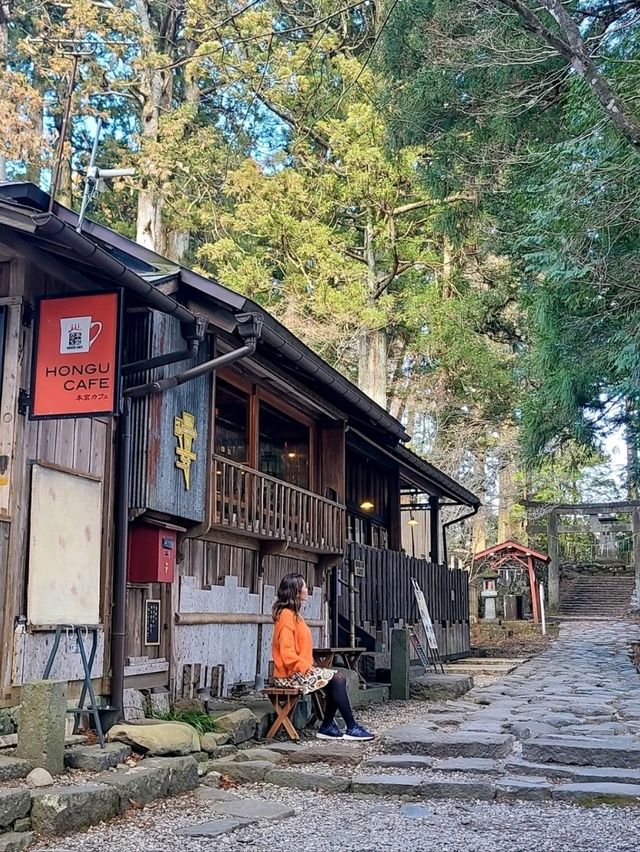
[0,755,200,844]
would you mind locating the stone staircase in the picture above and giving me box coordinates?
[191,726,640,808]
[559,575,635,617]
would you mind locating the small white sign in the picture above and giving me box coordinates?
[59,315,102,354]
[411,578,439,650]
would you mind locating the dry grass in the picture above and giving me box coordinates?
[471,620,559,658]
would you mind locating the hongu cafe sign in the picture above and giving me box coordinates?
[30,292,122,418]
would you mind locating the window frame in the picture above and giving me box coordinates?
[215,369,317,492]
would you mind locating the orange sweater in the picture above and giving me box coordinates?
[272,608,313,677]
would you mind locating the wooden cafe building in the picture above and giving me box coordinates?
[0,181,479,712]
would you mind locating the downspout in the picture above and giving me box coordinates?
[442,504,480,569]
[110,313,263,718]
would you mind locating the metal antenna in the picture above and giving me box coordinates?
[75,116,135,233]
[76,117,104,232]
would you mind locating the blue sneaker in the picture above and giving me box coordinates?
[344,724,375,741]
[316,722,343,739]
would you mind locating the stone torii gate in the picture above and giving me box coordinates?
[527,501,640,610]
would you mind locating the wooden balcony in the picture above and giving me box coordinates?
[212,455,345,554]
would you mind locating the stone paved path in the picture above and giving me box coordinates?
[452,618,640,741]
[29,619,640,852]
[375,618,640,796]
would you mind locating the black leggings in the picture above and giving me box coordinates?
[322,672,355,729]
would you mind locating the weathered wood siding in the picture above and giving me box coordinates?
[0,258,115,696]
[127,312,211,524]
[178,537,320,593]
[174,574,324,697]
[172,535,324,697]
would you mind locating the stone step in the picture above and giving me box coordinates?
[561,599,632,604]
[560,604,631,608]
[261,762,640,806]
[446,661,523,675]
[409,674,473,701]
[382,725,514,759]
[351,774,496,800]
[505,759,640,785]
[523,736,640,769]
[352,686,390,709]
[554,615,621,622]
[561,599,631,605]
[551,782,640,805]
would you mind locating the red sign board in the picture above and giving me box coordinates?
[31,292,121,419]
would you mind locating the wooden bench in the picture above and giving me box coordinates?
[263,685,327,741]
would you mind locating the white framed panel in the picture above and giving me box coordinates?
[27,463,102,626]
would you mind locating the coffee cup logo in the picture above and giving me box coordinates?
[59,316,102,354]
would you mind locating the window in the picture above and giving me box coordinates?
[259,401,310,489]
[214,380,249,462]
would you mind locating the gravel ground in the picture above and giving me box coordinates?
[29,785,640,852]
[27,642,640,852]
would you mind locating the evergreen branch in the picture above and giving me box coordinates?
[495,0,573,57]
[159,0,370,71]
[392,193,475,217]
[345,247,366,263]
[253,92,331,151]
[497,0,640,146]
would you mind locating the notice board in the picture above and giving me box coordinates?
[27,464,102,626]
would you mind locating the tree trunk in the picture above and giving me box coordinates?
[357,210,388,406]
[498,457,515,542]
[164,51,200,263]
[500,0,640,148]
[136,67,168,254]
[471,450,487,554]
[358,329,388,407]
[25,85,44,184]
[442,235,454,298]
[626,398,640,500]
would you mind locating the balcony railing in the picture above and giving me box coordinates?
[212,455,345,554]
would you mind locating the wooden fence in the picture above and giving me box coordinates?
[339,541,470,659]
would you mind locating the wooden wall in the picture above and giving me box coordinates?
[0,256,115,698]
[178,535,320,593]
[169,534,324,697]
[122,529,325,696]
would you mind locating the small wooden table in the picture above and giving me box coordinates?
[313,647,366,678]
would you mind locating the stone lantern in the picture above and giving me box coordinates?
[481,570,500,621]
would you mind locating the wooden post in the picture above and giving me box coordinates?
[390,628,410,700]
[528,556,540,624]
[548,509,560,611]
[429,495,440,565]
[632,507,640,608]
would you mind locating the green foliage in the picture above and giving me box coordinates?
[381,0,640,493]
[150,709,221,734]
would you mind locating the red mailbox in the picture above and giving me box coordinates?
[128,525,176,584]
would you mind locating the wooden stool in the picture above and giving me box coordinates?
[263,687,302,741]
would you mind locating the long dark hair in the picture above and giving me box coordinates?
[272,573,306,622]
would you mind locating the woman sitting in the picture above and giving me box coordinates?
[271,572,374,741]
